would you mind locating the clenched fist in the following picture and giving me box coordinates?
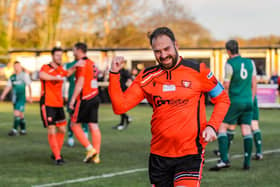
[111,56,125,73]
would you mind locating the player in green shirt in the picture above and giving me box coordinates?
[210,40,257,171]
[1,61,32,136]
[213,95,263,160]
[64,60,88,147]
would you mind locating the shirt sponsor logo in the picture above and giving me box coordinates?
[153,96,189,107]
[163,84,176,92]
[181,80,191,88]
[207,71,213,79]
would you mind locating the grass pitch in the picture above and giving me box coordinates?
[0,102,279,187]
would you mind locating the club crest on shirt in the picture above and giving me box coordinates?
[181,80,191,88]
[163,84,176,92]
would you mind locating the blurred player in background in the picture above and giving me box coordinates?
[112,64,132,131]
[0,61,32,136]
[109,27,230,187]
[251,96,263,160]
[39,47,77,165]
[69,42,102,164]
[213,96,263,160]
[64,59,88,147]
[210,40,257,171]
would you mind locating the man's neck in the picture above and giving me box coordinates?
[15,71,22,75]
[230,54,240,59]
[78,54,87,60]
[50,61,59,69]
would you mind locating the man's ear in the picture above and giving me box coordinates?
[174,41,179,50]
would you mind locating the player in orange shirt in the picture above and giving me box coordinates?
[109,27,230,187]
[39,47,77,165]
[69,43,101,163]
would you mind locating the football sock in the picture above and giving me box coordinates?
[19,118,26,131]
[121,113,128,125]
[56,132,65,152]
[253,130,262,154]
[90,125,101,154]
[243,135,253,167]
[67,119,73,138]
[71,124,91,148]
[82,123,88,134]
[227,129,235,150]
[218,133,229,162]
[13,116,21,131]
[48,134,61,160]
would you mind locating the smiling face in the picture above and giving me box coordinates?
[151,34,179,69]
[52,50,63,65]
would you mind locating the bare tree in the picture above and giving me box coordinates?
[141,0,212,47]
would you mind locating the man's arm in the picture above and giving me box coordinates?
[27,84,32,103]
[251,60,257,100]
[109,56,145,114]
[0,85,12,101]
[69,76,84,110]
[66,59,85,77]
[24,73,32,102]
[223,62,233,95]
[199,63,231,142]
[66,66,76,77]
[39,71,63,81]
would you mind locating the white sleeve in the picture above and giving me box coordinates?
[251,60,257,76]
[224,63,233,82]
[23,73,32,85]
[7,78,12,87]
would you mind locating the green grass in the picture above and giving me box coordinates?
[0,102,279,187]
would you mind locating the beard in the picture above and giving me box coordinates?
[157,49,178,70]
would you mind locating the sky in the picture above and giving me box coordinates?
[156,0,280,40]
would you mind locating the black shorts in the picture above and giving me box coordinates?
[149,153,204,187]
[40,105,66,128]
[72,96,100,123]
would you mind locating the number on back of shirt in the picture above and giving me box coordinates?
[240,63,248,79]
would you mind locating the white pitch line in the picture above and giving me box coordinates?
[32,148,280,187]
[32,168,148,187]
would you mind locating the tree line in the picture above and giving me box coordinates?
[0,0,279,55]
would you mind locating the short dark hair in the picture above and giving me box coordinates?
[51,47,63,55]
[74,42,87,53]
[149,27,176,45]
[225,40,239,54]
[14,61,20,65]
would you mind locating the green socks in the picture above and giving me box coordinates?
[253,130,262,154]
[82,123,89,134]
[67,119,73,138]
[20,118,26,131]
[68,120,88,138]
[218,133,229,162]
[13,116,21,131]
[227,129,235,150]
[243,135,253,167]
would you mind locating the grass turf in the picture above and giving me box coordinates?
[0,102,279,187]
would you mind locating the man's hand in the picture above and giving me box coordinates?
[202,126,217,142]
[27,96,32,103]
[75,59,85,67]
[69,99,75,110]
[0,95,4,101]
[111,56,125,73]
